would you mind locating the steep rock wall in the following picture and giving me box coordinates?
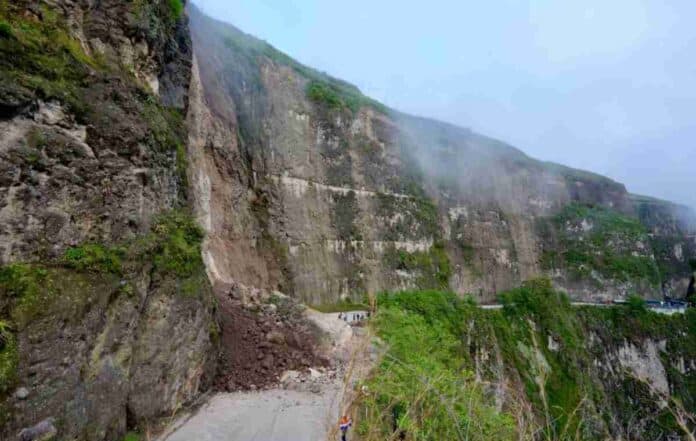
[188,6,696,304]
[460,282,696,440]
[0,2,217,439]
[632,194,696,295]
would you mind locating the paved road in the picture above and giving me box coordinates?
[161,310,370,441]
[480,302,610,309]
[163,388,341,441]
[479,301,686,315]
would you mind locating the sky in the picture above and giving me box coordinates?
[192,0,696,209]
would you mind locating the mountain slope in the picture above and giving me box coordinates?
[0,1,217,438]
[187,4,696,304]
[0,3,694,439]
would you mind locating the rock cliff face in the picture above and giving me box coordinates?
[373,286,696,440]
[462,283,696,440]
[1,2,694,439]
[188,6,696,305]
[0,1,216,439]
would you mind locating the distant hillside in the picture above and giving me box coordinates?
[187,3,696,303]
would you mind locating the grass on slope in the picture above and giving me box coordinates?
[358,280,696,440]
[357,290,516,441]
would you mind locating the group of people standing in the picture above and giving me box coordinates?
[337,312,369,322]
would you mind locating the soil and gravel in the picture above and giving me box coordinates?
[214,290,330,392]
[160,303,375,441]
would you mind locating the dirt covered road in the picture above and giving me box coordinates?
[160,309,372,441]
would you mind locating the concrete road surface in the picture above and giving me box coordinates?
[164,388,342,441]
[161,309,370,441]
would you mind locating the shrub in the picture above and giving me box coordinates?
[168,0,184,20]
[365,283,695,440]
[0,264,46,300]
[0,3,101,115]
[149,210,205,277]
[306,81,343,110]
[383,243,452,290]
[64,244,124,274]
[176,142,188,186]
[625,294,647,313]
[0,21,12,39]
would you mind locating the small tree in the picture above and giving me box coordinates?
[626,294,647,313]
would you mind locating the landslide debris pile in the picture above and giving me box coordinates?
[214,291,328,392]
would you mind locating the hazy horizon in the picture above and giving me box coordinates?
[191,0,696,210]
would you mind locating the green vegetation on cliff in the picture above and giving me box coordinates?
[384,242,452,289]
[382,242,451,290]
[0,0,188,173]
[306,80,386,114]
[376,193,440,241]
[168,0,184,20]
[64,244,125,274]
[121,432,142,441]
[62,210,205,279]
[0,321,17,396]
[377,192,452,290]
[0,210,209,401]
[540,203,661,286]
[359,290,516,441]
[306,81,344,110]
[361,281,696,440]
[132,0,185,30]
[331,191,362,241]
[214,11,386,115]
[0,1,99,114]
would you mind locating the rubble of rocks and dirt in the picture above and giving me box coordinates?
[214,285,330,392]
[161,304,377,441]
[278,367,339,394]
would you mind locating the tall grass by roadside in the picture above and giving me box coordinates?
[351,283,696,440]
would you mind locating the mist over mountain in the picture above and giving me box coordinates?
[1,2,695,440]
[192,0,696,211]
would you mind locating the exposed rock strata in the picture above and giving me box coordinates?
[188,6,696,304]
[0,2,217,439]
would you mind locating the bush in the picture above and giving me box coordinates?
[0,21,13,39]
[149,211,205,277]
[383,243,452,290]
[366,284,696,440]
[168,0,184,20]
[306,81,343,110]
[64,244,124,274]
[625,294,647,313]
[0,3,101,116]
[0,264,46,300]
[60,210,206,297]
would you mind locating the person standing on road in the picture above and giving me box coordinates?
[339,415,352,441]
